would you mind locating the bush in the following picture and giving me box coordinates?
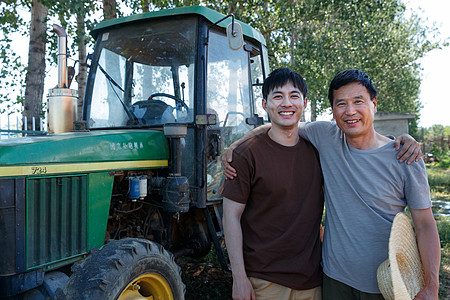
[437,216,450,248]
[428,166,450,187]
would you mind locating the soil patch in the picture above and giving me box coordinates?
[178,253,232,299]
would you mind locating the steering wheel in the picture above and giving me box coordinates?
[148,93,189,112]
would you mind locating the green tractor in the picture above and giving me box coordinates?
[0,6,269,300]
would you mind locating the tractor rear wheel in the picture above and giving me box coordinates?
[59,238,185,300]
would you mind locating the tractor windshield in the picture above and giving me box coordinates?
[87,16,197,128]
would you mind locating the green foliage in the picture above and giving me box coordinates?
[437,216,450,248]
[436,214,450,299]
[43,0,98,67]
[430,143,448,158]
[427,164,450,201]
[0,1,27,114]
[408,118,420,140]
[275,0,439,119]
[425,124,450,139]
[428,168,450,299]
[428,163,450,184]
[0,0,447,119]
[435,149,450,169]
[421,124,450,168]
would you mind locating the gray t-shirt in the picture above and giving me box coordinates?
[299,121,431,293]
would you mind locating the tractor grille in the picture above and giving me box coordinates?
[26,175,88,269]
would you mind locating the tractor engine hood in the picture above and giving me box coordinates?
[0,130,169,177]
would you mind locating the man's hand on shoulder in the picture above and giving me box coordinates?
[221,124,271,180]
[222,145,237,179]
[394,134,422,165]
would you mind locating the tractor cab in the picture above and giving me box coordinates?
[84,6,269,206]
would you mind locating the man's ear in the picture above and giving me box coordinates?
[304,97,308,108]
[372,96,378,113]
[262,99,267,111]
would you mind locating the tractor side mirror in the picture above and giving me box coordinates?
[246,115,264,126]
[227,22,243,51]
[206,14,243,51]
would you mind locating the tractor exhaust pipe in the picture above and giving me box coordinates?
[47,24,78,134]
[53,24,68,88]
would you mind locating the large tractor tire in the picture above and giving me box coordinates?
[58,238,185,300]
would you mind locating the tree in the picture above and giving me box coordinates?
[0,0,446,129]
[0,0,27,116]
[426,124,449,139]
[49,0,97,119]
[272,0,441,122]
[103,0,117,20]
[75,11,87,119]
[201,0,439,122]
[23,0,48,130]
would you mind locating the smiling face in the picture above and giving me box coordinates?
[332,82,377,140]
[263,81,307,130]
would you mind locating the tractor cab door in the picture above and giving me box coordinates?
[205,29,268,202]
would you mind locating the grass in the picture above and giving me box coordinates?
[428,164,450,201]
[436,215,450,299]
[427,162,450,299]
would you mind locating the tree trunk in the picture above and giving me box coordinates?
[290,26,297,66]
[310,99,317,121]
[76,12,87,120]
[228,0,237,15]
[24,0,48,131]
[143,2,150,12]
[102,0,117,20]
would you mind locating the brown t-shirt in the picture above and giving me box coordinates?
[219,131,324,290]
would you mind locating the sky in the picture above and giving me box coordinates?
[315,0,450,127]
[5,0,450,129]
[406,0,450,128]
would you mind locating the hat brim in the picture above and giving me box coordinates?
[377,212,424,300]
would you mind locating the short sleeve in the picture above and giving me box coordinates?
[299,121,335,148]
[218,149,252,204]
[404,160,432,209]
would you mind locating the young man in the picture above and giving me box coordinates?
[220,68,324,300]
[223,69,439,299]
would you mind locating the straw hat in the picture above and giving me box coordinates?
[377,212,424,300]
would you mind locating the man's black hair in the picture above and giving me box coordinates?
[328,69,377,107]
[262,68,307,100]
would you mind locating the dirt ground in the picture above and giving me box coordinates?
[179,253,450,299]
[178,255,232,299]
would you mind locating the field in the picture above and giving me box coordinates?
[429,164,450,298]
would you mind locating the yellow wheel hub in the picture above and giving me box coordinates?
[118,273,174,300]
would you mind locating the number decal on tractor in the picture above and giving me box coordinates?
[31,166,48,175]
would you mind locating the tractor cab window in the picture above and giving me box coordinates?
[206,30,253,136]
[251,46,268,121]
[206,30,253,201]
[87,17,197,128]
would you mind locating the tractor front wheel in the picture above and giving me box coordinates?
[59,238,185,300]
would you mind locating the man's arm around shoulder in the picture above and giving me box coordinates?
[410,208,441,299]
[222,124,270,179]
[223,198,256,300]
